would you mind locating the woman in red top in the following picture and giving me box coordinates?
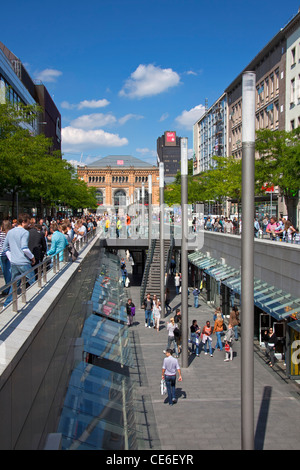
[202,320,213,357]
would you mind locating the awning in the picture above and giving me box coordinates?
[57,361,137,450]
[205,264,240,282]
[222,275,300,322]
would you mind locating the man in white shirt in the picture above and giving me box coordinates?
[162,349,182,405]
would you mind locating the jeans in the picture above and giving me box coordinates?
[4,263,35,307]
[233,325,239,340]
[145,309,152,327]
[165,375,176,405]
[194,296,199,308]
[176,286,180,295]
[167,336,178,356]
[204,337,213,355]
[215,332,223,350]
[0,255,11,294]
[191,333,200,355]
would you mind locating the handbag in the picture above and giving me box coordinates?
[131,306,135,316]
[160,378,167,395]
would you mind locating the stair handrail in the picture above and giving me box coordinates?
[140,238,156,305]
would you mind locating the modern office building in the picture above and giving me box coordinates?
[192,10,300,223]
[286,16,300,131]
[0,42,61,218]
[157,131,181,182]
[193,94,227,175]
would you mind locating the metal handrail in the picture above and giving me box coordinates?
[0,228,99,313]
[140,238,156,305]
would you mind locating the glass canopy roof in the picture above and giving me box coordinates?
[189,250,300,325]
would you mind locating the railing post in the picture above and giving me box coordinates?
[21,275,26,303]
[12,281,18,312]
[38,264,42,287]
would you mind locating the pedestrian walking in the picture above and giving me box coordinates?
[174,308,182,354]
[161,349,182,406]
[192,286,200,308]
[126,298,135,326]
[190,319,201,356]
[202,320,213,357]
[264,327,278,368]
[229,306,240,340]
[153,298,161,332]
[143,293,153,328]
[174,273,180,295]
[213,312,224,351]
[163,317,179,357]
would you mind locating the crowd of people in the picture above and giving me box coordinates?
[188,305,240,362]
[0,213,100,308]
[193,213,300,243]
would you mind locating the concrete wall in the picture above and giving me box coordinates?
[0,235,101,450]
[196,232,300,298]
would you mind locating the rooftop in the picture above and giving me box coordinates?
[85,155,157,169]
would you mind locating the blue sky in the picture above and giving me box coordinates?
[1,0,299,166]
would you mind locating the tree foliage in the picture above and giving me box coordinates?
[255,128,300,222]
[0,101,97,214]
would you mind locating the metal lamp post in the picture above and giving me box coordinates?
[148,174,152,246]
[181,137,189,368]
[159,163,165,317]
[241,71,256,450]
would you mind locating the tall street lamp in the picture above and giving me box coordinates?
[159,162,165,317]
[241,71,256,450]
[181,137,189,368]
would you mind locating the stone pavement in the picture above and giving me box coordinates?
[125,273,300,451]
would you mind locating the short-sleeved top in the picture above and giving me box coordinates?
[162,355,180,376]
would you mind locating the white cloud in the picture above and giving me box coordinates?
[62,126,128,150]
[159,112,169,122]
[119,113,144,125]
[119,64,181,99]
[61,99,110,110]
[70,113,117,129]
[136,148,156,157]
[35,68,62,83]
[78,99,110,109]
[175,104,206,129]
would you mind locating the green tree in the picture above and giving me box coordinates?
[255,128,300,223]
[0,101,97,215]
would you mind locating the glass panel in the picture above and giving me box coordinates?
[82,315,133,367]
[57,362,137,450]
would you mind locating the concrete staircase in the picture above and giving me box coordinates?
[143,239,171,302]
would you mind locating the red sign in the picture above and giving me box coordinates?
[166,132,176,143]
[262,184,274,193]
[117,160,124,165]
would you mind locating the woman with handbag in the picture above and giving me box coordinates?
[126,298,135,326]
